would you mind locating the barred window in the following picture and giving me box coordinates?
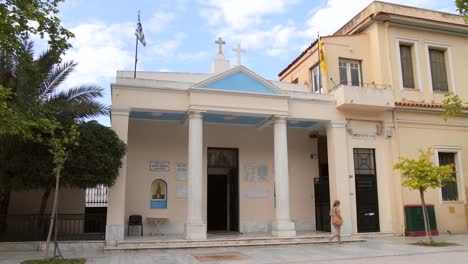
[429,49,448,92]
[399,45,415,88]
[438,152,458,201]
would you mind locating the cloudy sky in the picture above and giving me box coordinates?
[49,0,457,125]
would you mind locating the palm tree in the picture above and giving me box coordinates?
[0,40,108,226]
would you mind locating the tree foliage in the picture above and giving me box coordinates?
[394,148,454,192]
[394,148,455,243]
[63,121,126,188]
[456,0,468,18]
[0,0,74,58]
[442,93,465,121]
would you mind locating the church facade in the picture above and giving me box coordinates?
[105,1,468,244]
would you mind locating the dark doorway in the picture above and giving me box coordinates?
[314,177,330,232]
[353,148,380,232]
[207,148,239,232]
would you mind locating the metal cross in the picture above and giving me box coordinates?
[215,37,226,54]
[232,43,246,65]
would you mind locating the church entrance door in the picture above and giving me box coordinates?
[207,148,239,232]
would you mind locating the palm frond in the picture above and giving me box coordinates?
[47,84,109,118]
[36,49,57,78]
[39,60,77,100]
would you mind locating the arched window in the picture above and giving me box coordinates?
[150,179,167,208]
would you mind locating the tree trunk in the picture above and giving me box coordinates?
[0,190,11,232]
[39,186,52,215]
[419,187,433,244]
[44,168,60,259]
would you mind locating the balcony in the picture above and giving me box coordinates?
[328,82,395,112]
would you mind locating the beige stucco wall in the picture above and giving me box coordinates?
[8,188,85,215]
[387,25,468,104]
[124,119,318,234]
[396,112,468,234]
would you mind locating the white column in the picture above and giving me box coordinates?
[106,106,130,245]
[185,111,206,240]
[326,120,352,235]
[272,116,296,237]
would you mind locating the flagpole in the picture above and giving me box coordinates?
[317,32,321,94]
[134,34,138,79]
[134,11,140,79]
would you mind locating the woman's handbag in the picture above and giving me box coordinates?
[332,212,343,226]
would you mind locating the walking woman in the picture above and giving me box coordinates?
[329,200,343,243]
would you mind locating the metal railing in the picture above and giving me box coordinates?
[86,185,108,207]
[328,82,391,94]
[0,214,106,242]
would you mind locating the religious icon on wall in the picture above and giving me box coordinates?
[151,179,167,200]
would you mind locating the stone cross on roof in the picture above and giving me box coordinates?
[215,37,226,54]
[232,43,246,65]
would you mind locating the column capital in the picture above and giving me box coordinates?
[187,110,204,119]
[110,106,131,117]
[272,116,288,124]
[327,120,348,128]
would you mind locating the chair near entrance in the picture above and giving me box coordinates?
[128,215,143,236]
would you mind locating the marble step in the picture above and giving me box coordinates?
[106,236,365,250]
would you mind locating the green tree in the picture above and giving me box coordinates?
[63,121,126,188]
[43,122,79,258]
[0,41,108,224]
[442,93,465,121]
[0,0,74,59]
[393,148,454,243]
[456,0,468,19]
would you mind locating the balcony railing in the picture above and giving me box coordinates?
[328,82,391,94]
[329,82,394,111]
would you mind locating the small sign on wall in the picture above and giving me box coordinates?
[244,164,269,182]
[176,162,188,181]
[245,188,269,198]
[176,186,187,198]
[150,160,170,172]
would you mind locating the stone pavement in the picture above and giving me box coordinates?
[1,235,467,264]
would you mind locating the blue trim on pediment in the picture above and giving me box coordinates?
[204,71,278,94]
[130,112,185,121]
[204,113,266,125]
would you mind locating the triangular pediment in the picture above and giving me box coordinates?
[192,66,284,95]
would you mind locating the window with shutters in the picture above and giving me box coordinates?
[434,146,466,204]
[438,152,458,201]
[429,49,449,92]
[339,59,362,87]
[399,45,415,88]
[311,65,322,93]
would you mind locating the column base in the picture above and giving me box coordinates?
[272,220,296,237]
[185,222,207,240]
[105,224,124,245]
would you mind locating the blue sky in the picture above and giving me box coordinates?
[47,0,457,126]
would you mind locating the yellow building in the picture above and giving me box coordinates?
[99,2,468,247]
[279,1,468,235]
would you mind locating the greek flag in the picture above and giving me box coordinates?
[135,20,146,47]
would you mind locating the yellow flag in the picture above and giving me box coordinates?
[318,37,327,73]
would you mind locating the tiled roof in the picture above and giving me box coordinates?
[395,101,468,110]
[278,39,318,78]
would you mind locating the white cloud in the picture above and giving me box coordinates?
[61,21,135,87]
[149,32,186,57]
[146,11,176,33]
[199,0,300,30]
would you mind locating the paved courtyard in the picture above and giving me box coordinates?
[1,235,467,264]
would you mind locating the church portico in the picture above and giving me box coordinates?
[106,40,396,246]
[114,108,327,241]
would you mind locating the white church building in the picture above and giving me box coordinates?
[105,38,396,244]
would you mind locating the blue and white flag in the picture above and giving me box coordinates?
[135,19,146,47]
